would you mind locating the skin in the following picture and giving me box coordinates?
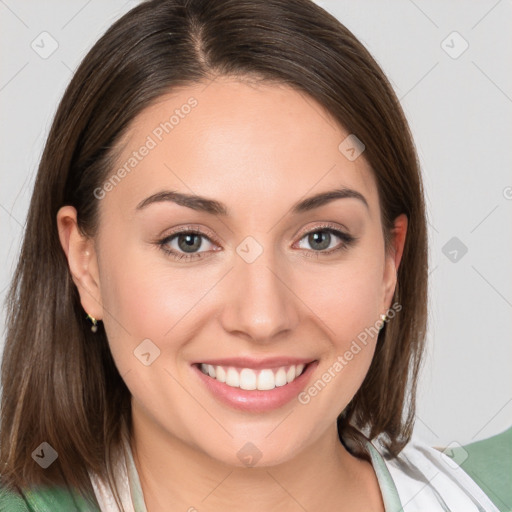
[57,76,407,512]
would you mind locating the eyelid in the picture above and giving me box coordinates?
[294,221,351,240]
[160,224,223,246]
[292,223,356,255]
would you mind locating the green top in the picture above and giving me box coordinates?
[1,427,510,512]
[0,485,98,511]
[449,427,512,512]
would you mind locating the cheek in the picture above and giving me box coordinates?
[292,251,384,404]
[97,241,220,371]
[295,253,384,344]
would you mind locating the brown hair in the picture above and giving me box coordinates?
[1,0,428,505]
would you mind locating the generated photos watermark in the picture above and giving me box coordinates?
[297,301,402,405]
[93,97,198,200]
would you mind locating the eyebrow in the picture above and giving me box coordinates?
[135,187,369,215]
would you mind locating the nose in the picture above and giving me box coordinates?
[217,246,300,344]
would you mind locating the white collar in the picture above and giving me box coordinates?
[371,435,500,511]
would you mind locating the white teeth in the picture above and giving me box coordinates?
[239,368,257,390]
[226,367,240,387]
[199,363,308,390]
[286,365,296,383]
[215,365,226,383]
[275,367,287,387]
[257,369,275,390]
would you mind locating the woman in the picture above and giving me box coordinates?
[0,0,507,510]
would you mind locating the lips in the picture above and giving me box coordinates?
[191,358,319,412]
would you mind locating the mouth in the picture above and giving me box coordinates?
[191,359,318,412]
[196,361,309,390]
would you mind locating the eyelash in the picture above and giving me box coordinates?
[156,224,357,262]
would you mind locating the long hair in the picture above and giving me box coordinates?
[1,0,428,505]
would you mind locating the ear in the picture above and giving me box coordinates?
[56,205,103,320]
[381,213,408,309]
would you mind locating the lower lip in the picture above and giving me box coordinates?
[191,361,319,412]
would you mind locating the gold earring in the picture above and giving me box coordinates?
[86,313,98,333]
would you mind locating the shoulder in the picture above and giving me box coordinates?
[0,483,100,512]
[447,426,512,512]
[0,485,30,511]
[379,429,512,512]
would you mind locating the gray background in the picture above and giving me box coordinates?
[1,0,511,448]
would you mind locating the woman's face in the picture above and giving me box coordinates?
[61,76,406,467]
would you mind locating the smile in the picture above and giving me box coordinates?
[199,363,306,391]
[192,359,319,412]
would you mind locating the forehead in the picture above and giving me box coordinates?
[103,76,378,219]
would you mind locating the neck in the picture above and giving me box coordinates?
[129,407,384,512]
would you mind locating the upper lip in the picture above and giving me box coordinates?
[194,357,316,370]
